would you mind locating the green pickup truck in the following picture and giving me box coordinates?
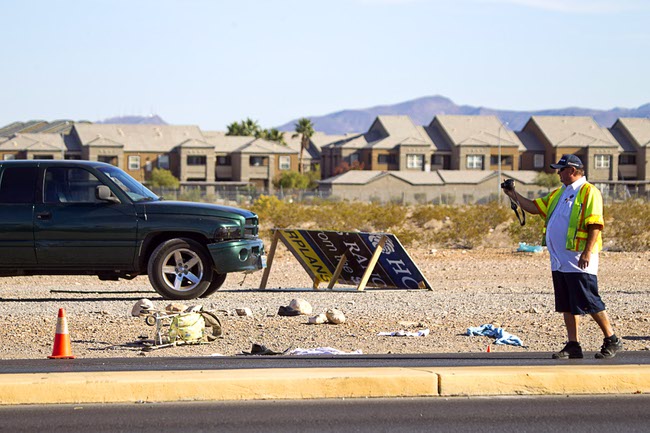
[0,160,265,299]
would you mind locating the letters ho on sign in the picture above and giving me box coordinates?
[262,229,431,291]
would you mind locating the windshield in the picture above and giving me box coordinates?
[99,165,159,202]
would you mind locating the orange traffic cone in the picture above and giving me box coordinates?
[486,344,491,353]
[48,308,75,359]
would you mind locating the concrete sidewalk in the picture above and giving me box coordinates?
[2,364,650,405]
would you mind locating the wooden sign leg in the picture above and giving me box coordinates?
[327,253,347,290]
[259,230,280,290]
[356,235,387,291]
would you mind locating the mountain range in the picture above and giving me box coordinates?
[97,95,650,135]
[276,95,650,134]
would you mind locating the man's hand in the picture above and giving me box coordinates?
[579,250,591,269]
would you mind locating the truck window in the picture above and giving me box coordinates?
[0,167,38,204]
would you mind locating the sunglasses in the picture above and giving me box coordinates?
[558,167,572,173]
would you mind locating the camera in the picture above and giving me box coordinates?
[501,178,515,191]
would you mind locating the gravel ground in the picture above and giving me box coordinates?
[1,247,649,360]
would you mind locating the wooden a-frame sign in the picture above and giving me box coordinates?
[259,229,432,291]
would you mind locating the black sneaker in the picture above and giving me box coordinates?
[595,337,623,359]
[552,341,583,359]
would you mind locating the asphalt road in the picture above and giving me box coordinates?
[1,351,648,374]
[2,395,649,433]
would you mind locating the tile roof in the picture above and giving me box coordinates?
[616,118,650,147]
[0,133,66,152]
[74,124,204,152]
[531,116,621,150]
[437,169,496,184]
[434,115,524,150]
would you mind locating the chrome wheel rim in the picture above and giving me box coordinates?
[160,248,204,293]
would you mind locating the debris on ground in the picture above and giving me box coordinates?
[466,324,524,346]
[287,347,362,355]
[377,329,430,337]
[240,343,284,356]
[517,242,543,253]
[235,307,253,317]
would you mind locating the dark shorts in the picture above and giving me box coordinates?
[552,271,606,315]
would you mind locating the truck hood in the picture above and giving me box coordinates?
[134,200,256,219]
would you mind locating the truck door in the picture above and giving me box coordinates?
[33,166,139,268]
[0,166,38,265]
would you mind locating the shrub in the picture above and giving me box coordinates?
[150,168,180,189]
[605,200,650,251]
[506,212,545,245]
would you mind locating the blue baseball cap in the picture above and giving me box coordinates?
[550,154,584,169]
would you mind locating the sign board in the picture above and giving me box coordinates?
[265,229,431,290]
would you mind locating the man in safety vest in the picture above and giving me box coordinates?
[502,154,622,359]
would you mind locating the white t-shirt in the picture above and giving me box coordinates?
[545,176,599,275]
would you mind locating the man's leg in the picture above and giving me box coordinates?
[564,313,580,342]
[590,310,614,338]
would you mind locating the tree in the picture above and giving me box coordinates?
[257,127,287,145]
[534,171,561,191]
[226,118,260,137]
[274,170,311,189]
[150,168,180,189]
[227,119,286,145]
[292,118,314,174]
[333,160,365,175]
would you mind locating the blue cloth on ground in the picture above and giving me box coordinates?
[466,324,524,346]
[517,242,543,253]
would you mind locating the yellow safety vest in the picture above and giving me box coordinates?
[533,182,604,252]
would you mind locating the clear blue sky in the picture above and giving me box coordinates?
[2,0,648,131]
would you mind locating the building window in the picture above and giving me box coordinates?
[145,160,152,172]
[619,154,636,165]
[534,154,544,169]
[595,154,611,169]
[128,156,140,170]
[3,154,15,160]
[158,155,169,170]
[466,155,483,169]
[98,155,118,166]
[217,155,231,165]
[349,153,359,163]
[406,154,424,169]
[187,155,206,166]
[378,154,396,164]
[250,156,266,166]
[33,154,54,160]
[279,156,291,170]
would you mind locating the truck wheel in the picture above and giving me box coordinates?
[199,273,227,298]
[147,238,213,300]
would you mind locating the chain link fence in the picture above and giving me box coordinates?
[149,182,649,206]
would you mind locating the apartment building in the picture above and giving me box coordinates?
[1,114,649,201]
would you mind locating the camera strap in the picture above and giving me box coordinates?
[509,196,526,226]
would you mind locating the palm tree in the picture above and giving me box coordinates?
[226,118,261,137]
[292,118,314,174]
[258,128,287,145]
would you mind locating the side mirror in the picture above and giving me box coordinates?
[96,185,121,204]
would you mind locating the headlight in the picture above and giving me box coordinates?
[215,225,240,241]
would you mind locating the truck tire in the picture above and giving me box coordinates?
[199,273,227,298]
[147,238,213,300]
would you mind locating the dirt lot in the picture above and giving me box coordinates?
[1,247,649,359]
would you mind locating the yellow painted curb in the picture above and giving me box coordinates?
[429,365,650,396]
[0,367,437,405]
[2,365,649,405]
